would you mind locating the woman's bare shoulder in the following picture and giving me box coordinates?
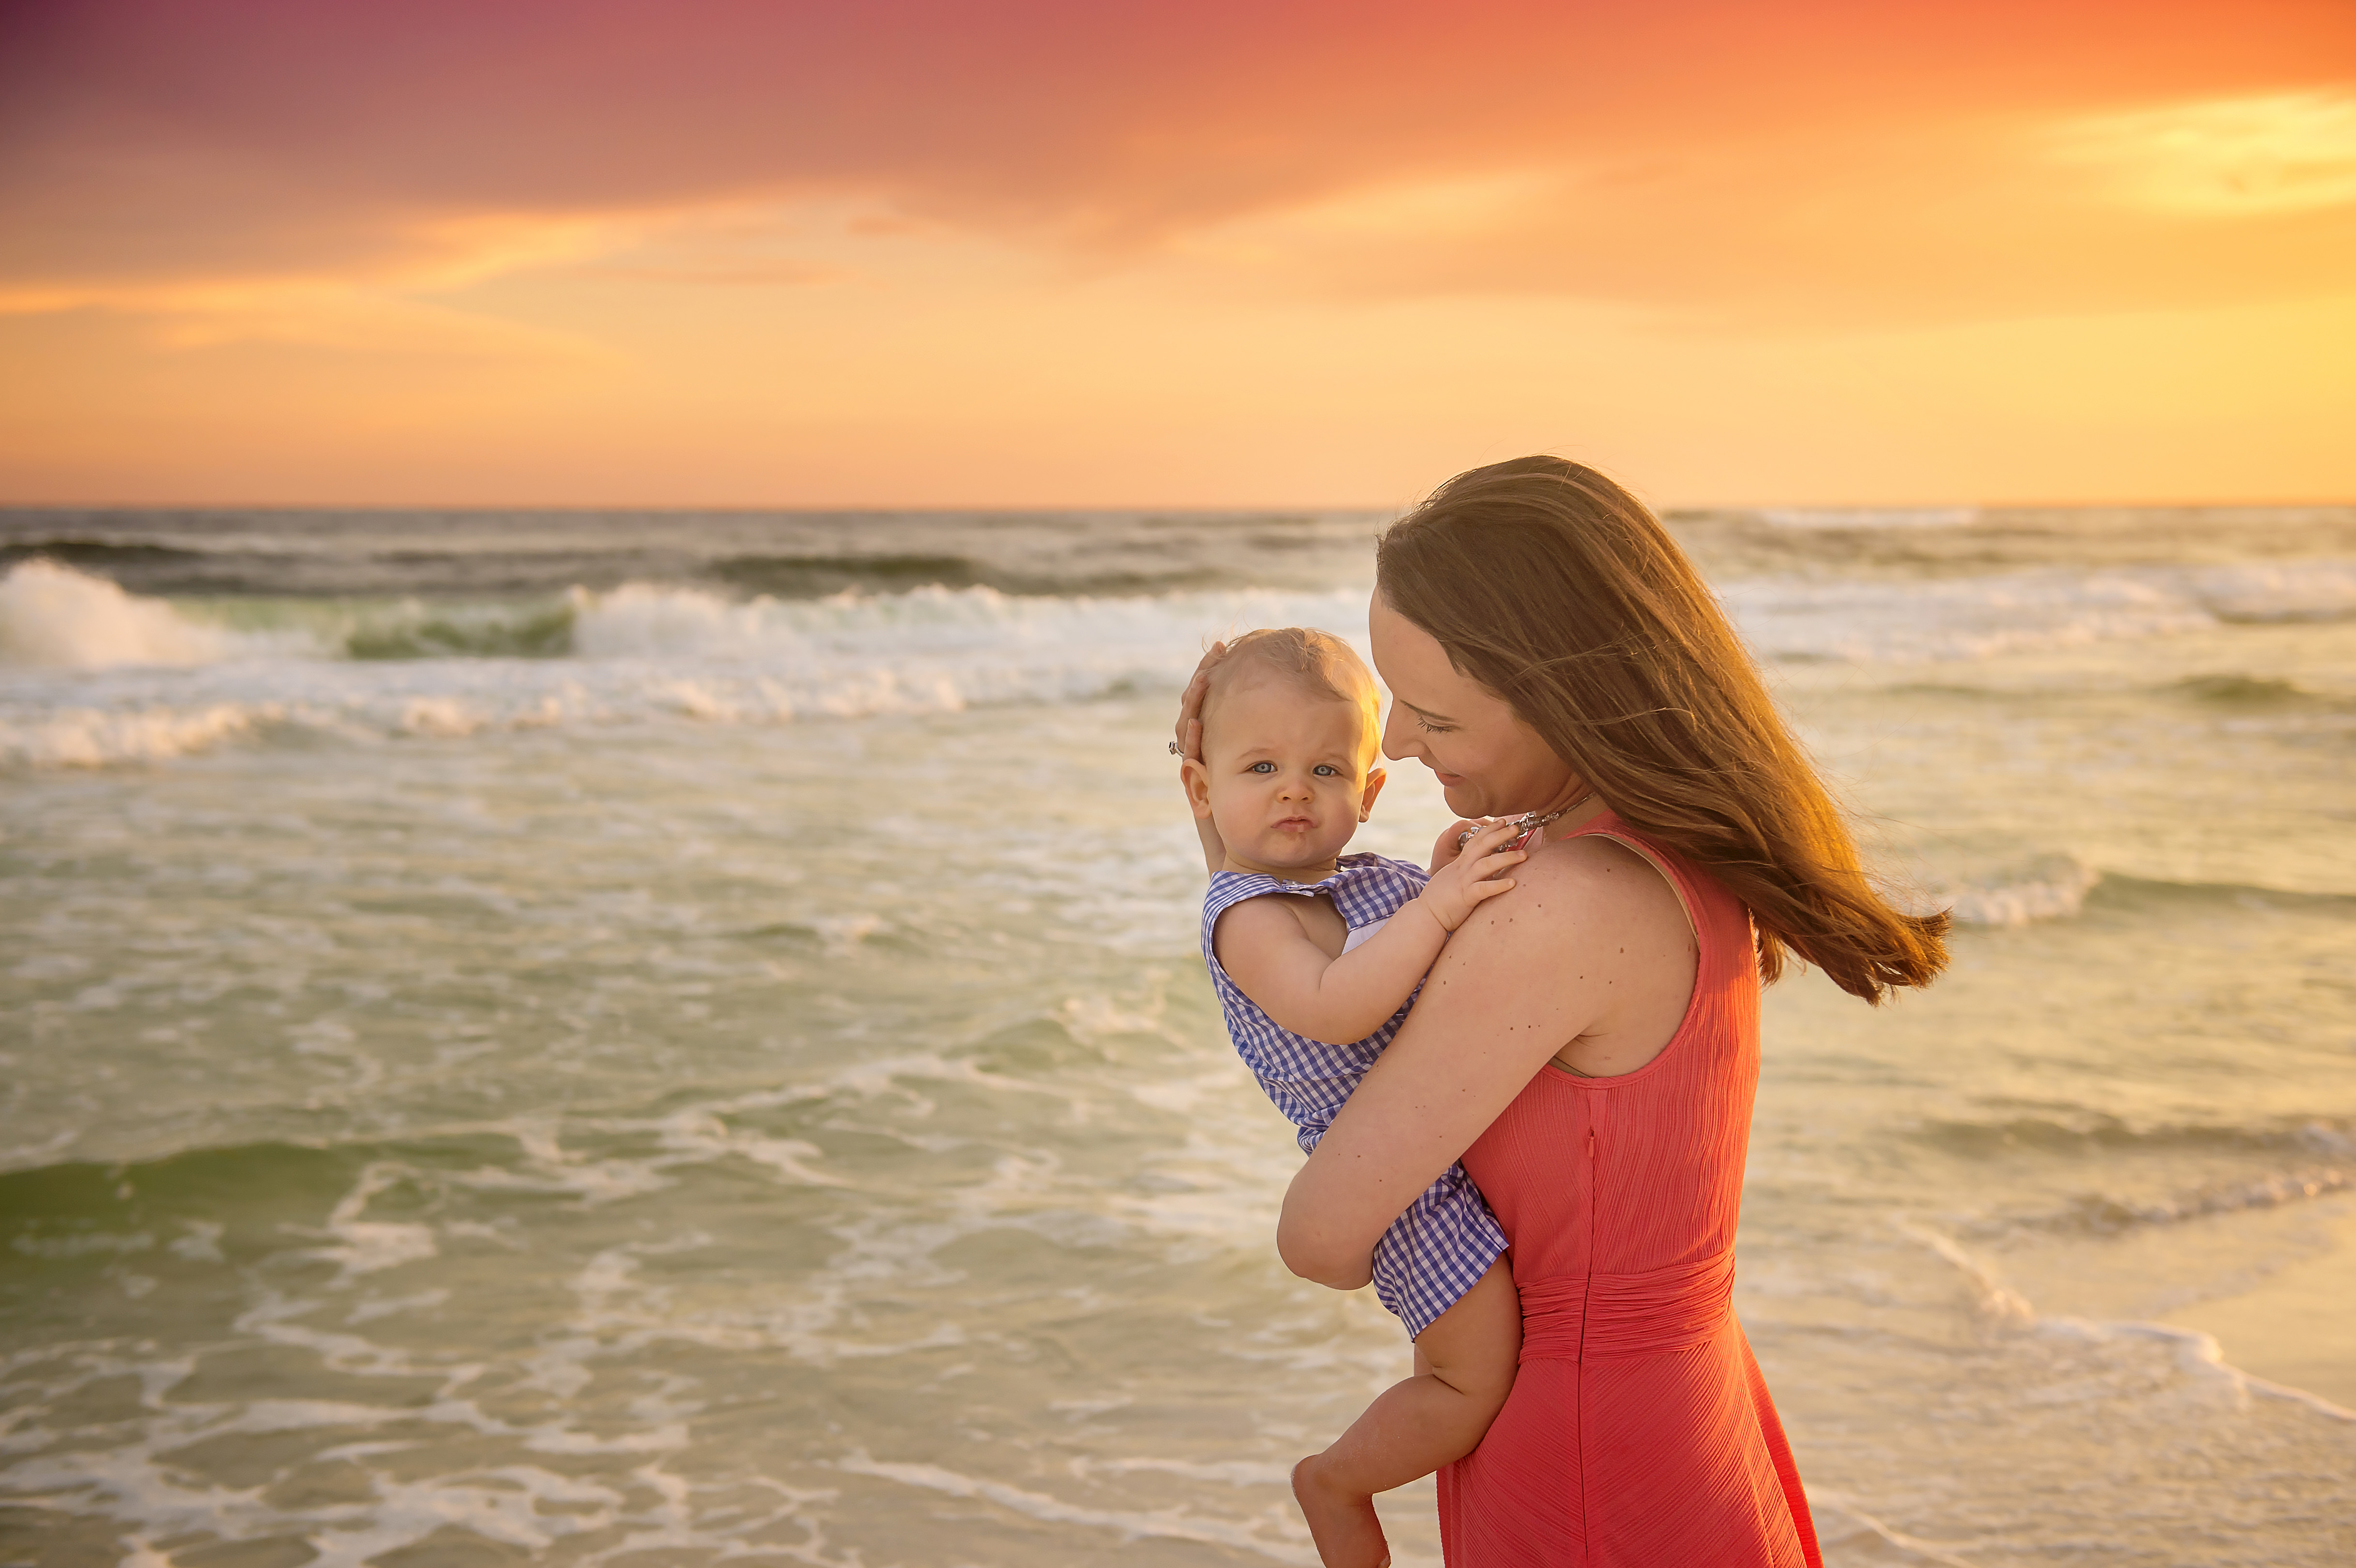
[1406,830,1695,1077]
[1515,831,1682,914]
[1441,831,1688,966]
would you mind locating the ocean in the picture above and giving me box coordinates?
[2,503,2352,1566]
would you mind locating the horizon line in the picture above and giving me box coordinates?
[5,496,2352,514]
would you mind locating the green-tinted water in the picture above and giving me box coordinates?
[4,508,2352,1565]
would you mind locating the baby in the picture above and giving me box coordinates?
[1180,627,1526,1568]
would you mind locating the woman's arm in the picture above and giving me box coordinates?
[1189,802,1226,878]
[1174,643,1227,875]
[1274,842,1666,1287]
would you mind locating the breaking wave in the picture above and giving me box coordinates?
[0,560,237,669]
[1931,854,2103,927]
[1757,506,1981,530]
[1903,1225,2356,1423]
[1912,1112,2356,1164]
[1720,559,2356,664]
[7,549,2355,768]
[0,563,1372,766]
[1914,1115,2355,1240]
[1896,853,2356,931]
[2166,673,2352,710]
[2038,1167,2352,1237]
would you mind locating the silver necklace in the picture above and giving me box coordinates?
[1458,793,1598,849]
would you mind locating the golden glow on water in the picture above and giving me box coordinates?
[2161,1205,2356,1413]
[2,507,2352,1561]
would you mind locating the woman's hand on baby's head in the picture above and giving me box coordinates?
[1417,820,1525,932]
[1173,640,1229,765]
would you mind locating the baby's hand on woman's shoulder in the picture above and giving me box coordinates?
[1429,818,1486,874]
[1416,820,1526,932]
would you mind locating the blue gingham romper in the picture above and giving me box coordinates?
[1201,851,1509,1337]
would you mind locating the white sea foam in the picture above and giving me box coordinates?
[0,1258,834,1564]
[0,560,232,668]
[647,1108,850,1188]
[1805,1489,1984,1568]
[834,1451,1317,1563]
[0,703,276,767]
[2193,559,2356,623]
[1906,1224,2356,1423]
[10,516,2349,1567]
[8,557,2354,770]
[1935,854,2103,927]
[1721,570,2217,664]
[2038,1318,2356,1423]
[1758,506,1981,530]
[1897,1222,2037,1326]
[0,567,1374,766]
[1727,559,2356,664]
[297,1164,440,1283]
[568,580,1368,716]
[396,694,490,736]
[11,1230,154,1259]
[1068,1455,1298,1487]
[0,1340,627,1568]
[2060,1166,2353,1232]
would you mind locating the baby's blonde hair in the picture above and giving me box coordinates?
[1201,627,1381,761]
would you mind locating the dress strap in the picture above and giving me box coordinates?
[1562,811,1707,958]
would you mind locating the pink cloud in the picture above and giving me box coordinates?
[2,0,2349,320]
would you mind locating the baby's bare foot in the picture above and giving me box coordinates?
[1291,1454,1390,1568]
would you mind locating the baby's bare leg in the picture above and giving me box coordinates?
[1291,1258,1520,1568]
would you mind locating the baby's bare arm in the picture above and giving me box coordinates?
[1215,824,1528,1046]
[1215,895,1450,1046]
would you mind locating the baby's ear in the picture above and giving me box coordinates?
[1180,757,1216,818]
[1358,766,1388,821]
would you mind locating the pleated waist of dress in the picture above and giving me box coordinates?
[1517,1248,1735,1364]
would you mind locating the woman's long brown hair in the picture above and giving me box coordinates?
[1376,456,1948,1003]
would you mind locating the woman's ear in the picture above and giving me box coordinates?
[1357,766,1388,823]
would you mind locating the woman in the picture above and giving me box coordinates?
[1180,457,1948,1566]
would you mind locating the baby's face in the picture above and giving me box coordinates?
[1190,675,1383,874]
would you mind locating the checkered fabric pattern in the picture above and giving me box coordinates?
[1201,852,1509,1337]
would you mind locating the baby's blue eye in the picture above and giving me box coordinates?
[1248,761,1276,773]
[1313,764,1341,777]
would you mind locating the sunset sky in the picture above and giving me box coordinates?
[2,0,2352,507]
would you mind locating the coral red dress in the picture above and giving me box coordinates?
[1436,813,1822,1567]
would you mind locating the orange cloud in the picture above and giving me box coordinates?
[0,0,2349,505]
[5,0,2349,317]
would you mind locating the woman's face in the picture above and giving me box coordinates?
[1369,590,1582,820]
